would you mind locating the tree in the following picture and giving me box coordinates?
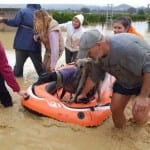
[137,8,145,15]
[127,7,136,14]
[80,7,90,13]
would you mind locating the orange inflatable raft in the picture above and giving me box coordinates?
[21,73,115,127]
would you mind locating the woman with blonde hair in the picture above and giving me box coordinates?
[34,10,64,72]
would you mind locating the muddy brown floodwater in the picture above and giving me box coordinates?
[0,22,150,150]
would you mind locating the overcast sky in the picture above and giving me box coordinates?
[0,0,149,7]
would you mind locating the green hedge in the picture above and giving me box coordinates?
[51,11,147,25]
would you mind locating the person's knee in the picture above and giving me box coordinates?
[34,72,57,85]
[110,103,123,114]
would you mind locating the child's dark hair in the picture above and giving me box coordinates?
[113,17,131,28]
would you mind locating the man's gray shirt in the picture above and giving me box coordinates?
[90,33,150,89]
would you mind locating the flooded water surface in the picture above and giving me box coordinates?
[0,22,150,150]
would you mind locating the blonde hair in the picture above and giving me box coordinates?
[34,10,52,38]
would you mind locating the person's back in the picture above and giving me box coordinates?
[3,4,41,51]
[0,4,44,77]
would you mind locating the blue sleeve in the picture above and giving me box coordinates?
[3,10,23,27]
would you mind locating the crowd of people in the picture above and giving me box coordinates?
[0,4,149,129]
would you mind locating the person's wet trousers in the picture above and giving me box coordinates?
[0,74,13,107]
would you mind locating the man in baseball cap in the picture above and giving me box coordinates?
[77,29,150,128]
[78,29,103,59]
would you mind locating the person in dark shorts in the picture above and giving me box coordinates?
[76,29,150,128]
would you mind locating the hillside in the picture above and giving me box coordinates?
[0,4,146,10]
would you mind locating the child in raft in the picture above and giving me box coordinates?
[34,59,99,104]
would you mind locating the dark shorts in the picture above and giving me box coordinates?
[113,82,141,96]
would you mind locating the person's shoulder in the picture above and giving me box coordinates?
[52,19,59,24]
[19,7,29,14]
[113,33,138,39]
[64,21,72,26]
[109,33,137,46]
[50,19,60,28]
[121,33,143,41]
[128,26,143,37]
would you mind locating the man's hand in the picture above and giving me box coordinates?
[18,90,29,98]
[133,96,150,113]
[132,96,150,123]
[33,33,40,42]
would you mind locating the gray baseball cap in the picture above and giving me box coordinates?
[78,29,103,59]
